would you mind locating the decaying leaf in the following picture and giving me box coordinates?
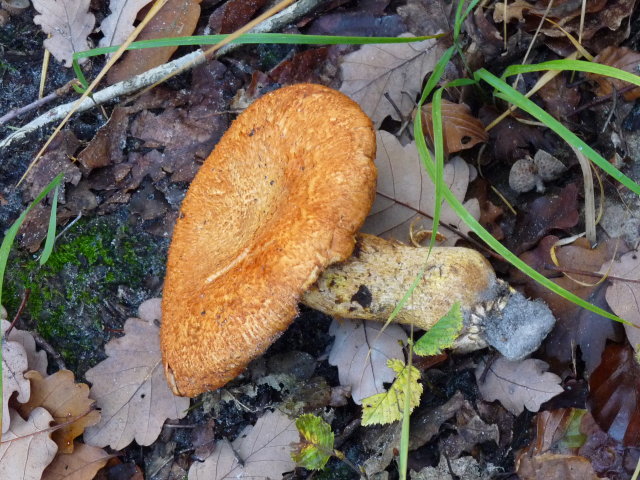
[476,357,564,415]
[2,321,30,434]
[292,414,334,470]
[0,408,58,480]
[421,100,488,154]
[340,34,438,126]
[99,0,154,50]
[603,250,640,352]
[363,131,480,245]
[18,370,101,454]
[188,410,298,479]
[328,318,407,405]
[107,0,202,84]
[516,453,600,480]
[589,343,640,446]
[41,442,112,480]
[587,46,640,101]
[361,359,423,426]
[83,299,189,450]
[5,322,48,376]
[32,0,95,67]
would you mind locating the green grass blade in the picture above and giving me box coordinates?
[430,88,445,252]
[474,68,640,197]
[454,0,483,41]
[73,33,443,61]
[39,184,59,266]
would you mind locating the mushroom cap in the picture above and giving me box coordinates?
[161,84,377,397]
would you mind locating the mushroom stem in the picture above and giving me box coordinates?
[302,234,556,360]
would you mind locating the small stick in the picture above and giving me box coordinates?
[31,331,66,370]
[544,263,640,284]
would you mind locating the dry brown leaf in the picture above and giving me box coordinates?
[340,34,438,127]
[476,357,564,415]
[107,0,202,84]
[6,323,48,376]
[603,250,640,353]
[588,46,640,101]
[83,299,189,450]
[0,408,58,480]
[493,0,534,23]
[362,131,480,245]
[99,0,154,50]
[2,320,30,434]
[41,442,112,480]
[421,100,488,154]
[32,0,95,67]
[517,453,600,480]
[17,370,101,454]
[328,319,407,404]
[188,410,298,479]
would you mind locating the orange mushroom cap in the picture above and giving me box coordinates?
[161,84,377,397]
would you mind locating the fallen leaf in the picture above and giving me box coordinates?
[307,11,405,37]
[0,408,58,480]
[328,318,407,405]
[408,391,468,450]
[41,442,112,480]
[1,321,30,434]
[397,0,455,36]
[83,298,189,450]
[439,407,500,458]
[362,131,480,245]
[208,0,269,34]
[422,100,488,154]
[340,33,438,126]
[493,0,533,23]
[17,370,101,454]
[516,453,600,480]
[291,414,334,470]
[589,343,640,446]
[476,357,564,415]
[411,455,498,479]
[537,74,581,119]
[99,0,154,50]
[587,46,640,101]
[603,250,640,352]
[6,323,48,376]
[107,0,202,84]
[361,359,422,426]
[188,410,298,479]
[32,0,95,67]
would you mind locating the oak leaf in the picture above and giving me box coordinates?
[340,34,438,127]
[0,408,58,480]
[6,325,48,376]
[362,131,480,245]
[99,0,154,51]
[188,410,298,479]
[2,320,30,434]
[32,0,95,67]
[328,318,407,405]
[476,357,564,415]
[17,370,101,454]
[83,299,189,450]
[42,442,112,480]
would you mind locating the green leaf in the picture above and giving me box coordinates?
[414,302,463,356]
[361,359,423,426]
[292,414,335,470]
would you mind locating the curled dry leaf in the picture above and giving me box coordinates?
[107,0,202,84]
[421,100,488,154]
[99,0,153,50]
[2,320,30,434]
[0,408,58,480]
[340,33,438,126]
[5,322,48,376]
[41,442,112,480]
[32,0,95,67]
[363,131,480,245]
[589,343,640,446]
[188,410,298,480]
[17,370,101,454]
[588,46,640,101]
[328,318,407,405]
[83,299,189,450]
[476,357,564,415]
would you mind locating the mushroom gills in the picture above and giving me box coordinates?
[302,234,555,360]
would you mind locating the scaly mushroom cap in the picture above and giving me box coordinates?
[161,84,377,396]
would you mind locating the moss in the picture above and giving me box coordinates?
[4,214,167,372]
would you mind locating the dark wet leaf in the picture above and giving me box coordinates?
[306,12,405,37]
[589,343,640,446]
[588,46,640,101]
[537,74,581,119]
[208,0,269,34]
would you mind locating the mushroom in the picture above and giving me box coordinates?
[161,84,555,397]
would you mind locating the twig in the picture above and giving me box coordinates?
[544,263,640,284]
[31,331,66,370]
[0,79,80,126]
[0,0,324,151]
[4,288,30,337]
